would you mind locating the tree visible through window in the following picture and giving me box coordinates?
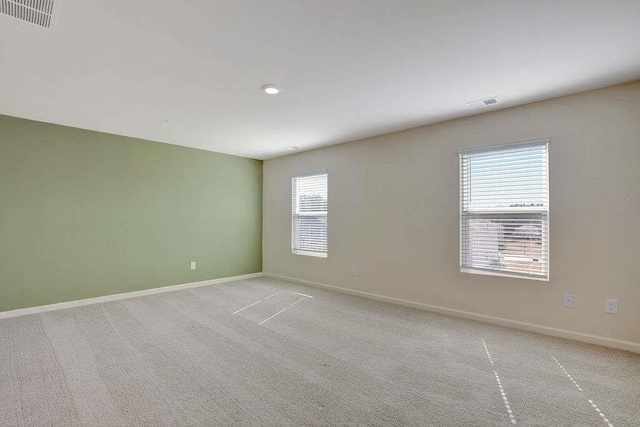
[292,172,328,257]
[460,139,549,280]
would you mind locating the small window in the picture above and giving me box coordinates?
[459,139,549,280]
[292,171,328,257]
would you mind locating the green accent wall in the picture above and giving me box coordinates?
[0,115,262,312]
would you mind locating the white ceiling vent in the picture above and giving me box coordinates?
[467,97,499,109]
[0,0,57,28]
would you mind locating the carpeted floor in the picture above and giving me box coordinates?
[1,277,638,426]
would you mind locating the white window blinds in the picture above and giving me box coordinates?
[292,172,328,257]
[460,139,549,280]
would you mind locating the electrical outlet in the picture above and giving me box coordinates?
[563,294,575,308]
[350,266,359,276]
[605,298,618,314]
[190,261,197,270]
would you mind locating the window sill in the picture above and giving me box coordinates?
[461,267,548,282]
[293,250,327,258]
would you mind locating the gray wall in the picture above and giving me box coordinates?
[263,82,640,344]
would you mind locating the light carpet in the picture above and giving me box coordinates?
[1,277,638,426]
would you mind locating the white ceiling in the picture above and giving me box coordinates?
[1,1,639,160]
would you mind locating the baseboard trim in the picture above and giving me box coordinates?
[0,272,265,320]
[264,273,640,354]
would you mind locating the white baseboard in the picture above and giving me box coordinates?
[0,272,265,320]
[264,273,640,354]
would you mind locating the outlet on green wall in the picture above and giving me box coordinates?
[0,115,263,312]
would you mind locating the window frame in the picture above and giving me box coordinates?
[459,138,550,281]
[291,170,328,258]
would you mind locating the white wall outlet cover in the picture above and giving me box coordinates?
[605,298,618,314]
[563,294,575,308]
[350,266,359,276]
[190,261,197,270]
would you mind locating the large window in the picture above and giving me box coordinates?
[292,171,328,257]
[460,139,549,280]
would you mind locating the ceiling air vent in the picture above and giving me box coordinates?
[467,97,499,109]
[0,0,57,28]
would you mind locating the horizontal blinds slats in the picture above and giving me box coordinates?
[460,141,549,279]
[459,141,546,156]
[461,151,547,162]
[462,181,548,189]
[461,162,547,174]
[292,173,328,254]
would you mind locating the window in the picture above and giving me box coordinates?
[292,171,328,257]
[460,138,549,280]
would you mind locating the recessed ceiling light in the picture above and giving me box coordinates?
[285,146,299,151]
[261,84,281,95]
